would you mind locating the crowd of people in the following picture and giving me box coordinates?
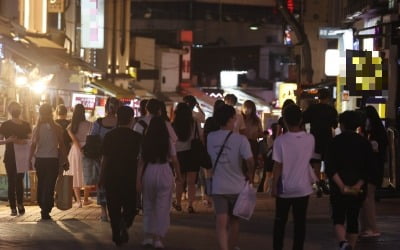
[0,89,388,250]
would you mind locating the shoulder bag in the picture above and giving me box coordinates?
[205,131,233,195]
[82,118,103,159]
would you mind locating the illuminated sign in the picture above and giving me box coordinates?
[48,0,65,13]
[325,49,339,76]
[278,83,297,108]
[81,0,104,49]
[220,71,247,88]
[287,0,294,13]
[343,50,387,95]
[72,93,96,110]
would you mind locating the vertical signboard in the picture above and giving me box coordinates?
[81,0,104,49]
[181,45,191,81]
[179,30,193,84]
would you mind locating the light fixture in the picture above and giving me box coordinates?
[144,8,152,19]
[15,76,28,86]
[249,24,259,31]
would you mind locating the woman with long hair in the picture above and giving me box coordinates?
[172,102,200,213]
[360,105,388,237]
[91,97,120,221]
[242,100,263,180]
[0,102,31,216]
[137,116,182,249]
[66,104,92,207]
[29,103,68,220]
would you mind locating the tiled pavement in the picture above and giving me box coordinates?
[0,195,398,250]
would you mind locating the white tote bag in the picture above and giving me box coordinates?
[13,142,31,173]
[233,182,257,220]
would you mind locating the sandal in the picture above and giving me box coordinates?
[172,201,182,212]
[188,206,196,214]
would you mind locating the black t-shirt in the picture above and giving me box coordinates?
[303,103,338,154]
[325,131,374,195]
[0,120,31,164]
[55,119,72,152]
[102,127,141,187]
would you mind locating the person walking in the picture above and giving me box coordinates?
[29,103,68,220]
[172,102,201,213]
[65,104,92,207]
[132,99,148,128]
[137,116,182,249]
[271,104,316,250]
[55,104,71,154]
[133,99,177,143]
[257,123,282,193]
[242,100,263,181]
[207,104,254,250]
[325,111,374,250]
[183,95,206,124]
[302,88,338,192]
[359,106,388,238]
[224,94,246,134]
[91,97,120,221]
[0,102,31,216]
[99,106,141,246]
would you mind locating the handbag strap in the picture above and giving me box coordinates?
[212,131,233,174]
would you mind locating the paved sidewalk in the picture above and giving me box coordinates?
[0,195,398,249]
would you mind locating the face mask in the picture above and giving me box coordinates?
[11,109,21,118]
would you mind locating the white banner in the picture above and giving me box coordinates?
[81,0,104,49]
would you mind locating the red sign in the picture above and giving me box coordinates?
[287,0,294,13]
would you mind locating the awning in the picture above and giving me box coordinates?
[1,36,59,73]
[25,36,65,50]
[89,79,136,99]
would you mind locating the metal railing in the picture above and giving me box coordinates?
[386,126,400,190]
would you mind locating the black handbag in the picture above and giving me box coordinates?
[82,119,103,159]
[191,122,212,169]
[82,134,102,159]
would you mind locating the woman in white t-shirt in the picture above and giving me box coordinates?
[207,104,254,250]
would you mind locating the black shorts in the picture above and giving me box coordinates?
[177,150,200,173]
[330,194,363,234]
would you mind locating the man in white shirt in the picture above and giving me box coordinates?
[207,104,254,250]
[272,104,316,250]
[224,94,246,134]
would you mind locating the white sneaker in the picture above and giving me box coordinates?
[141,238,153,247]
[154,240,165,249]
